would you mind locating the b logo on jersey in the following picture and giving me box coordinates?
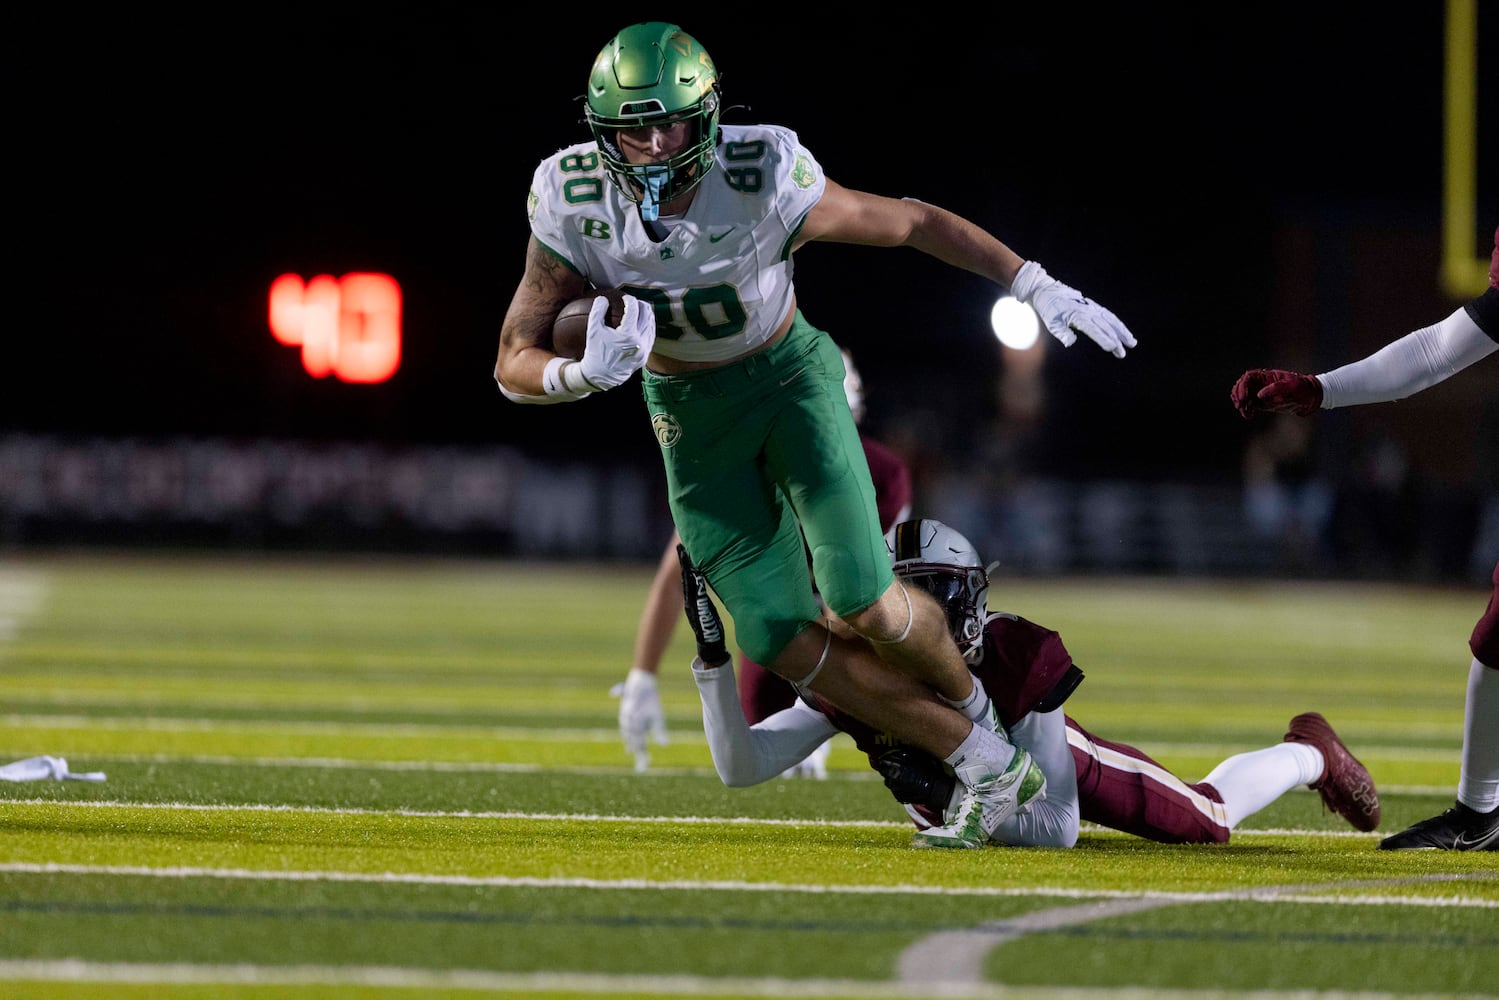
[580,219,612,240]
[652,413,683,449]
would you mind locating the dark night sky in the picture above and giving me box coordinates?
[9,4,1493,483]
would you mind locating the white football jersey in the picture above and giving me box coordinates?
[527,124,826,363]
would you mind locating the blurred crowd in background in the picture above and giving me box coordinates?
[3,387,1493,584]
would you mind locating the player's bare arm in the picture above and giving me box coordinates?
[797,180,1025,288]
[801,180,1136,358]
[494,237,588,396]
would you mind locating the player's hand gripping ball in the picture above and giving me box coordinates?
[551,288,626,360]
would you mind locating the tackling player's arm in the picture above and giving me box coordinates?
[494,237,587,402]
[694,658,839,786]
[678,544,837,785]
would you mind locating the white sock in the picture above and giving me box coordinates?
[944,674,993,726]
[1459,659,1499,812]
[944,722,1015,785]
[1201,742,1322,829]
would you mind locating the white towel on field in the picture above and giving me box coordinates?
[0,755,106,782]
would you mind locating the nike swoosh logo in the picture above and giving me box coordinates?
[708,228,737,243]
[779,366,806,386]
[1453,825,1499,850]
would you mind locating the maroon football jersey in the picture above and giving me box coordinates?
[801,612,1235,845]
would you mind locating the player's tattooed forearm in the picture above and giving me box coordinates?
[500,239,576,350]
[524,238,568,292]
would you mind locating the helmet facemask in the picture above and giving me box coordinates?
[584,23,722,221]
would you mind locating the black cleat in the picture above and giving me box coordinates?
[1377,801,1499,851]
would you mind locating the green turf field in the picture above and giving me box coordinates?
[1,553,1495,999]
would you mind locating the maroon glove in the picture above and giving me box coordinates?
[1230,368,1323,419]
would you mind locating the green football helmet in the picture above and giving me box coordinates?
[584,22,721,217]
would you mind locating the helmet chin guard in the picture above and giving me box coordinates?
[584,22,722,211]
[886,519,990,660]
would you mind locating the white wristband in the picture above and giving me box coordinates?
[1008,260,1049,303]
[542,356,591,401]
[563,360,602,395]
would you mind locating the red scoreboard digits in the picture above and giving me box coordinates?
[269,273,402,384]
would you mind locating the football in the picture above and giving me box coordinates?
[551,288,626,360]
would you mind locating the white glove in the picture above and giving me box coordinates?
[1010,261,1137,358]
[572,294,656,391]
[609,667,668,772]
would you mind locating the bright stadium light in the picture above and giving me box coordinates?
[990,295,1040,351]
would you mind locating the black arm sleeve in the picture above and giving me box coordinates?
[1464,287,1499,343]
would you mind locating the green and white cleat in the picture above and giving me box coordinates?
[910,747,1046,849]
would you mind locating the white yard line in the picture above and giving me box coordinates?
[0,799,905,826]
[4,862,1493,909]
[896,873,1499,986]
[0,798,1396,839]
[0,714,649,743]
[0,751,739,778]
[0,749,1457,799]
[8,960,1446,1000]
[0,715,1462,763]
[5,863,1493,905]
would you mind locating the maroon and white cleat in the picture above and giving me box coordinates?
[1283,712,1381,832]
